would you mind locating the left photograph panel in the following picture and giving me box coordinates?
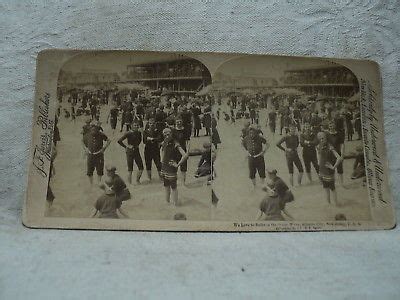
[47,51,214,220]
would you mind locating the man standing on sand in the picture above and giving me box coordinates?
[310,111,322,135]
[267,107,277,138]
[327,121,345,186]
[121,108,133,132]
[107,103,119,135]
[143,117,162,181]
[300,122,319,183]
[242,125,268,187]
[118,121,144,184]
[173,116,190,185]
[89,96,98,121]
[82,124,111,185]
[180,105,192,141]
[160,128,188,206]
[317,131,342,206]
[203,106,212,136]
[276,125,304,186]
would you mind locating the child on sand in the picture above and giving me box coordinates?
[256,187,286,221]
[351,146,366,180]
[92,177,130,219]
[195,142,213,178]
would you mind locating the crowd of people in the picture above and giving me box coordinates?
[49,87,219,219]
[216,91,366,221]
[49,85,367,222]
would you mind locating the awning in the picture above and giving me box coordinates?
[271,87,305,96]
[116,82,149,90]
[240,88,257,95]
[82,84,97,91]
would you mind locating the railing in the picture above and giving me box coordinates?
[283,71,357,85]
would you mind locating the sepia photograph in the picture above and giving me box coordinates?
[211,56,368,222]
[23,50,394,231]
[48,52,215,221]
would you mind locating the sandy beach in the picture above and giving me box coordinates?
[212,101,370,222]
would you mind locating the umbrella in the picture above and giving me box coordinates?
[314,94,326,102]
[151,89,163,96]
[296,95,311,104]
[196,85,213,96]
[348,92,360,103]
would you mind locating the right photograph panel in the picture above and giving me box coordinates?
[211,56,369,222]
